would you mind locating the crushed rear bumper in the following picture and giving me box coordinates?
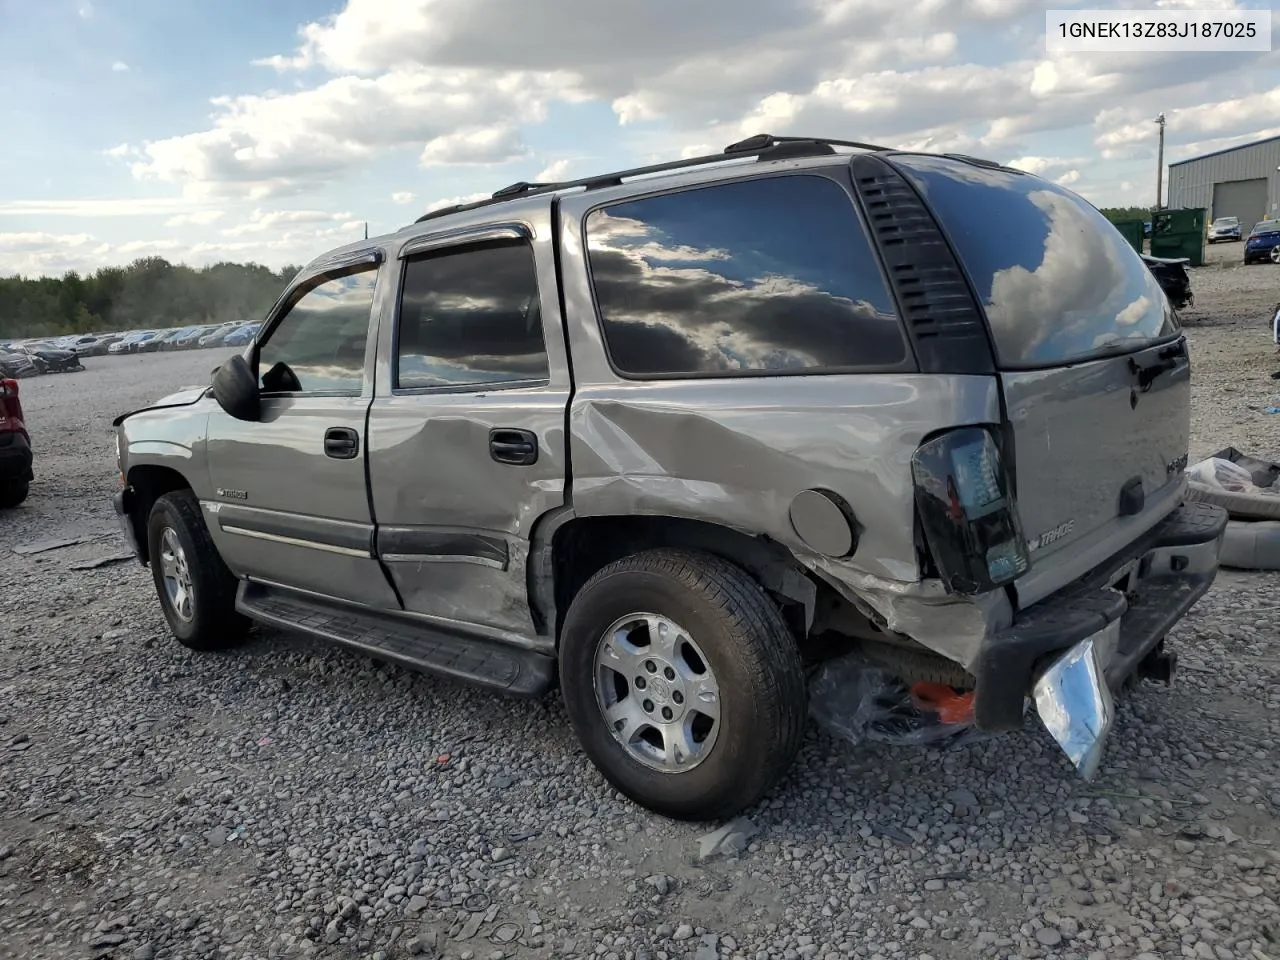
[972,499,1227,731]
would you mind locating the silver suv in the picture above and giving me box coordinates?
[112,134,1227,820]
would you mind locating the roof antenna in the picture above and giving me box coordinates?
[363,221,368,240]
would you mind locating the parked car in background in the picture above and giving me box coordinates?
[0,350,39,379]
[198,322,242,348]
[15,343,83,374]
[1244,219,1280,264]
[114,134,1228,820]
[221,322,260,347]
[155,327,195,351]
[139,330,172,352]
[73,333,126,356]
[0,376,33,507]
[1141,253,1193,310]
[170,325,218,350]
[1207,216,1241,243]
[109,331,158,354]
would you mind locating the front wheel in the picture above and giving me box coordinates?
[559,548,807,821]
[146,490,249,651]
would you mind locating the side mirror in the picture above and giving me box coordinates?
[211,354,260,422]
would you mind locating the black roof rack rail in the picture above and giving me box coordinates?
[412,133,889,225]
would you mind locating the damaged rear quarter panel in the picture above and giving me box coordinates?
[567,375,1001,583]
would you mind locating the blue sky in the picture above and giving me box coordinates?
[0,0,1276,278]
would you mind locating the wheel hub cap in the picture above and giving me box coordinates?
[159,527,194,622]
[594,613,721,773]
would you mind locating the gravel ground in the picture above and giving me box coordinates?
[2,265,1279,960]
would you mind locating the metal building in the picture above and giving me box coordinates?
[1166,134,1280,229]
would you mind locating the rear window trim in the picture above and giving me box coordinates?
[882,154,1183,372]
[580,167,920,382]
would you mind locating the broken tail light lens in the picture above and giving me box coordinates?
[911,426,1029,595]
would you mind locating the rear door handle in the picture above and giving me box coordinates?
[489,428,538,466]
[324,427,360,460]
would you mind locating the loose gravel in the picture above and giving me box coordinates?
[2,263,1279,960]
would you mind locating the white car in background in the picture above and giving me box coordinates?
[1208,216,1241,243]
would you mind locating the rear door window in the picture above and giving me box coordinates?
[891,154,1179,368]
[585,174,907,377]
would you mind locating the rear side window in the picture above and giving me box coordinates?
[395,241,549,390]
[892,154,1179,368]
[585,174,906,377]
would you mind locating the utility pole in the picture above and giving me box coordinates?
[363,221,368,240]
[1154,113,1166,211]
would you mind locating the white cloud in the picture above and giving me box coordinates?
[166,210,225,227]
[391,191,416,204]
[111,61,130,73]
[1095,86,1280,161]
[124,68,573,199]
[535,159,572,182]
[78,1,93,18]
[419,126,528,166]
[222,209,354,236]
[424,193,489,213]
[0,198,206,217]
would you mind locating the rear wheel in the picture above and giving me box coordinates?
[146,490,248,651]
[0,480,29,508]
[559,548,807,821]
[1270,247,1280,265]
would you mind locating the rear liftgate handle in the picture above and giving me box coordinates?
[323,426,360,460]
[489,428,538,466]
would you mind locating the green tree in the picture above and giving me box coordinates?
[0,258,299,339]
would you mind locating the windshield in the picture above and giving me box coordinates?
[1252,220,1280,234]
[1213,218,1237,226]
[890,154,1179,369]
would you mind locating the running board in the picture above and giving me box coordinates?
[236,582,554,698]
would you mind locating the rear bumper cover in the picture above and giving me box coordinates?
[973,499,1227,731]
[0,430,33,483]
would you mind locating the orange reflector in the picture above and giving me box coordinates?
[910,683,975,725]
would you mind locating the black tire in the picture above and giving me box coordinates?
[559,548,807,821]
[146,490,248,651]
[0,480,29,508]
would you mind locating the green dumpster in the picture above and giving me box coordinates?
[1150,208,1205,266]
[1113,219,1145,254]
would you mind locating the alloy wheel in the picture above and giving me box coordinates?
[158,527,195,621]
[594,613,722,773]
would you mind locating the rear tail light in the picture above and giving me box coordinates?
[911,426,1029,595]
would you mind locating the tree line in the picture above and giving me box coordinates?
[1097,206,1154,224]
[0,257,301,340]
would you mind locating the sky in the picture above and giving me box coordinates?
[0,0,1277,279]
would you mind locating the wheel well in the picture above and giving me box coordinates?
[125,465,191,563]
[549,515,821,644]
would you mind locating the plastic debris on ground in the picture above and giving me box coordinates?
[1186,447,1280,497]
[808,653,999,750]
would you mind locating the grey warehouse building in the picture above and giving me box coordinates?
[1167,134,1280,230]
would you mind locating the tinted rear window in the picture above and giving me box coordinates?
[892,155,1179,368]
[585,174,907,377]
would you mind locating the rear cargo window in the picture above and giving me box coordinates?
[891,155,1179,368]
[585,174,907,377]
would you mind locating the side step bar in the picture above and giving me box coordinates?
[236,582,555,698]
